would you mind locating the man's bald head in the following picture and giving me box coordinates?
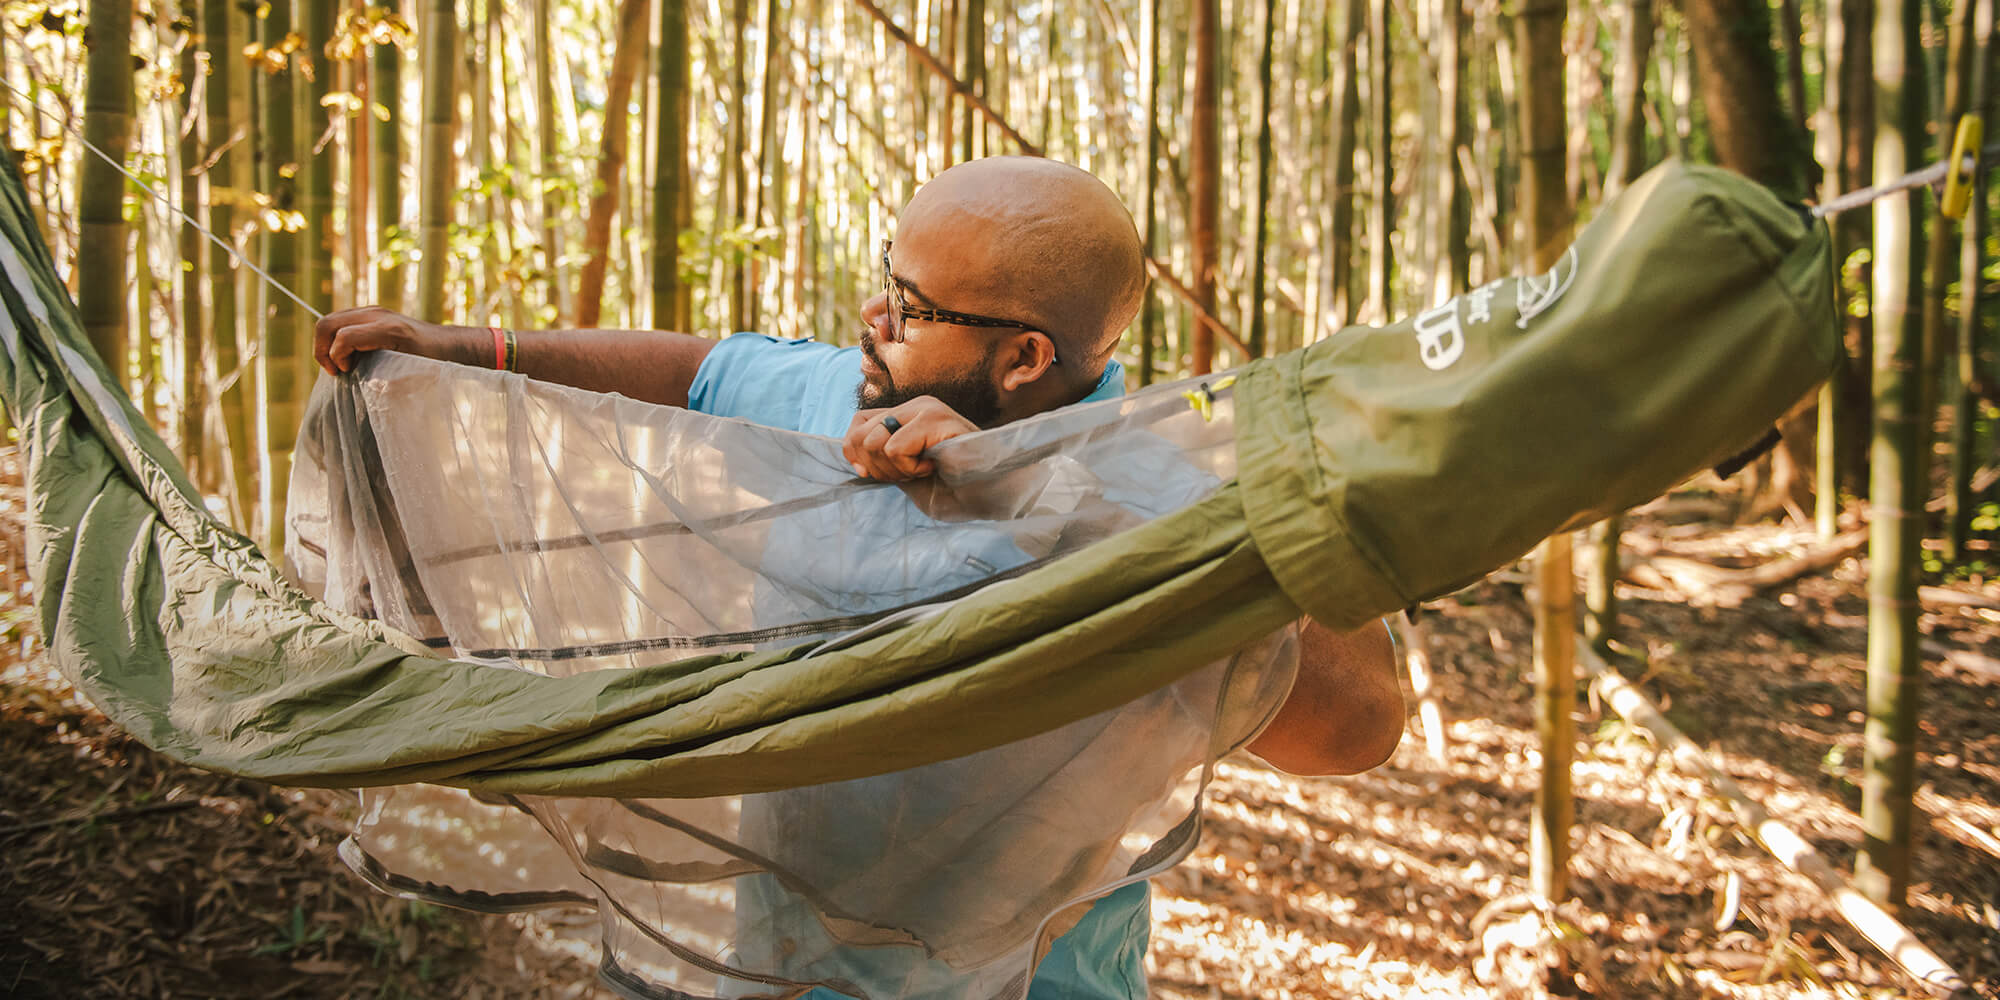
[895,157,1146,377]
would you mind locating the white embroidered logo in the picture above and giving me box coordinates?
[1515,246,1580,328]
[1413,300,1466,371]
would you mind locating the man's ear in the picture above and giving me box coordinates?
[998,332,1059,392]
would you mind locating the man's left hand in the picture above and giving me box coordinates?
[843,397,977,481]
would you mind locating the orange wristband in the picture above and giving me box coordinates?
[490,327,517,372]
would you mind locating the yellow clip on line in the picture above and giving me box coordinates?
[1182,374,1237,422]
[1943,113,1983,221]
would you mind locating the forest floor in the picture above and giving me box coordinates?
[0,449,1996,998]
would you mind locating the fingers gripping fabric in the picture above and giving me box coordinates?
[0,157,1836,999]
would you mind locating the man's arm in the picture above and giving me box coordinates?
[312,306,718,407]
[1246,617,1404,775]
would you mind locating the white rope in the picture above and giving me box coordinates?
[0,79,326,322]
[1811,142,2000,220]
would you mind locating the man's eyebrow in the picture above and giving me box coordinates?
[892,273,944,308]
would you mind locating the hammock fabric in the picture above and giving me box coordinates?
[0,158,1835,999]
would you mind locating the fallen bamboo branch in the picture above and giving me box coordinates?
[1577,640,1974,1000]
[1918,586,2000,612]
[0,798,202,838]
[1624,529,1867,605]
[1921,640,2000,682]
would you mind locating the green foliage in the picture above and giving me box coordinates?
[1841,246,1872,318]
[331,4,415,60]
[252,903,332,956]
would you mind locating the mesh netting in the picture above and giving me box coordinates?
[287,351,1298,999]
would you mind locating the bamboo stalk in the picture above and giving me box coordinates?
[1518,0,1573,907]
[1579,642,1974,1000]
[256,0,302,550]
[79,0,134,372]
[1944,0,1993,564]
[1188,0,1218,374]
[414,0,455,322]
[575,0,652,328]
[375,0,404,311]
[1394,614,1447,763]
[651,0,688,331]
[177,2,204,477]
[1857,0,1926,909]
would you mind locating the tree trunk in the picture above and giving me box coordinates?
[207,0,254,522]
[415,0,455,322]
[576,0,652,328]
[747,0,782,331]
[1517,0,1572,906]
[1816,0,1853,539]
[958,0,985,161]
[535,0,562,322]
[651,0,688,330]
[1921,0,1977,555]
[1138,0,1161,383]
[1605,0,1654,193]
[1856,0,1925,910]
[1246,0,1276,357]
[178,2,204,481]
[1778,0,1807,126]
[257,0,302,549]
[301,0,335,315]
[375,0,405,311]
[1189,0,1220,374]
[1820,0,1877,531]
[726,0,749,330]
[1588,0,1653,655]
[79,0,134,372]
[1681,0,1810,200]
[1325,0,1362,333]
[1434,0,1467,299]
[1946,0,1992,564]
[134,184,153,415]
[1366,0,1390,322]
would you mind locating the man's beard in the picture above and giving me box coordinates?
[856,331,1005,428]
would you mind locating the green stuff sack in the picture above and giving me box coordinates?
[1236,161,1838,625]
[0,158,1834,801]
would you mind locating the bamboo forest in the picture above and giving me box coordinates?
[1,0,1998,995]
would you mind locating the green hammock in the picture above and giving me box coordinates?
[0,159,1836,800]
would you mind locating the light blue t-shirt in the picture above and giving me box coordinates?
[688,333,1127,437]
[687,333,1147,1000]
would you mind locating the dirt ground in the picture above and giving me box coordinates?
[1,463,1996,998]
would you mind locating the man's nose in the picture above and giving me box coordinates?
[860,292,891,333]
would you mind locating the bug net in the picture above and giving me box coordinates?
[286,350,1298,998]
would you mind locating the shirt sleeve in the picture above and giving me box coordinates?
[686,334,863,435]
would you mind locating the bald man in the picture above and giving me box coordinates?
[313,156,1403,999]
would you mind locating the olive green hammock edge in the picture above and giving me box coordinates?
[0,160,1837,800]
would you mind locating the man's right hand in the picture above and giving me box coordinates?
[314,306,486,376]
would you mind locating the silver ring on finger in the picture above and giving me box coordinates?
[882,415,902,435]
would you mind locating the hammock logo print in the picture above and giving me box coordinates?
[1514,246,1580,329]
[1412,300,1469,371]
[1410,245,1578,371]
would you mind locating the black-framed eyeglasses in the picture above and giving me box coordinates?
[881,240,1059,365]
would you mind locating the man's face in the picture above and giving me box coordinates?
[855,318,1004,427]
[855,232,1031,428]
